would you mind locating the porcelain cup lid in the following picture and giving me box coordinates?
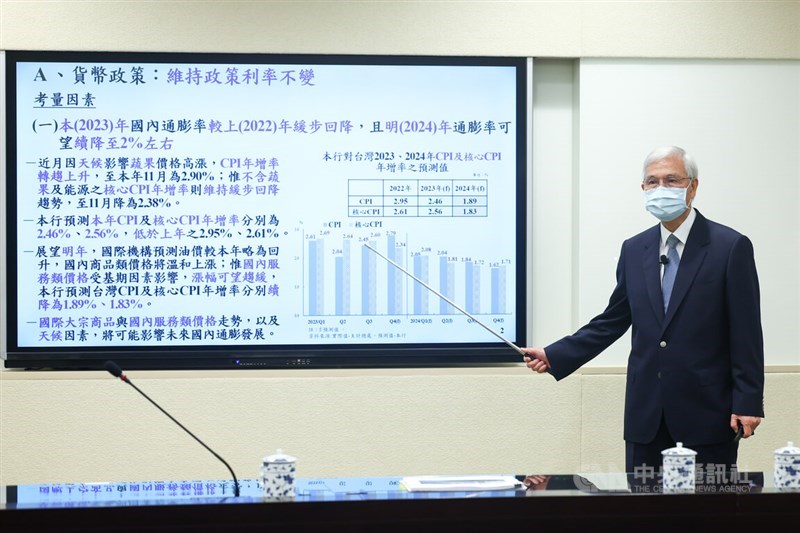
[263,449,297,463]
[661,442,697,457]
[774,441,800,455]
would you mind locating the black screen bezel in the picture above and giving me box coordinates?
[3,50,528,370]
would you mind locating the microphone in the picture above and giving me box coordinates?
[659,255,669,265]
[103,361,240,497]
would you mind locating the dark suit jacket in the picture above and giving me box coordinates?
[545,210,764,445]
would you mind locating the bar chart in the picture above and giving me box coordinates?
[304,230,510,318]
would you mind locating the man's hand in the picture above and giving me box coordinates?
[523,475,550,491]
[730,414,761,438]
[522,347,550,373]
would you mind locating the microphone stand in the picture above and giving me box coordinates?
[106,362,240,497]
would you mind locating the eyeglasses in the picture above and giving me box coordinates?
[642,175,692,190]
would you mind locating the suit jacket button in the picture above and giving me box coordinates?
[659,341,667,348]
[657,371,661,379]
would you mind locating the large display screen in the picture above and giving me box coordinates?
[3,51,527,369]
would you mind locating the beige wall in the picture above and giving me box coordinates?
[1,1,799,486]
[1,0,799,58]
[1,368,796,485]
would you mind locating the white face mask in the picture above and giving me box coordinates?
[644,186,688,222]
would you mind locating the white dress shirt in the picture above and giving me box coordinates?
[659,207,696,282]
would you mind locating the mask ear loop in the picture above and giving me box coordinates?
[685,178,696,209]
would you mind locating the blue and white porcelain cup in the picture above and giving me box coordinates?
[661,442,697,492]
[259,449,297,500]
[773,441,800,491]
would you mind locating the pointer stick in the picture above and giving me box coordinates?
[363,243,526,358]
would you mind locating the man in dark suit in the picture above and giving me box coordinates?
[523,146,764,475]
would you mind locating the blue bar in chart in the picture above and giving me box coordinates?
[465,261,480,313]
[334,239,352,315]
[439,256,455,314]
[413,254,429,315]
[491,265,507,314]
[387,234,404,315]
[308,239,324,315]
[361,242,377,315]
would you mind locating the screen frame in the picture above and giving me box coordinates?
[3,50,528,370]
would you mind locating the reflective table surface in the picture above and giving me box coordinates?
[2,473,797,531]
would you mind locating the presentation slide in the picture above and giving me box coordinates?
[9,54,524,355]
